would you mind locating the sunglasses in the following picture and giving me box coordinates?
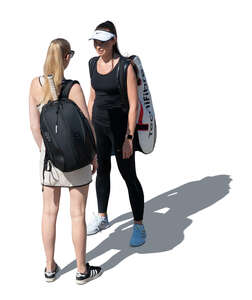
[93,39,112,47]
[68,50,75,58]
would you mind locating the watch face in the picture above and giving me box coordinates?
[127,134,133,139]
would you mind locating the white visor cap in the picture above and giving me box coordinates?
[89,30,115,42]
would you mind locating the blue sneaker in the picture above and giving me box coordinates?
[130,224,146,247]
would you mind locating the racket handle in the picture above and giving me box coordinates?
[47,74,58,101]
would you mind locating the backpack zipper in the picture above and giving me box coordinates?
[55,104,60,133]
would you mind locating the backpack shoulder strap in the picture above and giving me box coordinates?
[88,56,99,78]
[117,56,132,112]
[39,75,45,86]
[59,80,80,99]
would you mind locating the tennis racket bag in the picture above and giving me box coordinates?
[88,55,157,154]
[117,55,157,154]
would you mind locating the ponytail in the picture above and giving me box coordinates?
[41,38,71,104]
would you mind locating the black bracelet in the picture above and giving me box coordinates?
[127,134,133,140]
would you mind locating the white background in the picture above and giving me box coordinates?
[0,0,251,299]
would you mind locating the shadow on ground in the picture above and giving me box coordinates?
[59,174,232,276]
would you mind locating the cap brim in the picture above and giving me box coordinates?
[88,30,115,42]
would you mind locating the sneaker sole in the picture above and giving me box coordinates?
[130,240,146,247]
[87,224,110,236]
[45,277,56,283]
[76,270,103,285]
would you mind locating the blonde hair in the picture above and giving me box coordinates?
[41,38,71,104]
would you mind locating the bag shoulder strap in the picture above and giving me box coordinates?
[39,75,45,86]
[117,56,132,112]
[88,56,99,78]
[59,80,80,99]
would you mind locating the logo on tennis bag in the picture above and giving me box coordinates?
[117,55,157,154]
[40,80,96,179]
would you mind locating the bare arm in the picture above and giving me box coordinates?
[88,85,96,122]
[68,83,96,142]
[121,64,139,159]
[125,64,139,137]
[29,78,42,151]
[69,83,98,174]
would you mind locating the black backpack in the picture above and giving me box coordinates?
[40,79,96,176]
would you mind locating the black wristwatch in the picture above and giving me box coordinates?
[127,134,133,140]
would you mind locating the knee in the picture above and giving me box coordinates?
[122,175,143,192]
[70,207,85,220]
[119,169,137,183]
[43,204,59,216]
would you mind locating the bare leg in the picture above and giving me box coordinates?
[69,184,89,274]
[42,186,61,272]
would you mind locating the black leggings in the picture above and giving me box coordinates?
[93,121,144,221]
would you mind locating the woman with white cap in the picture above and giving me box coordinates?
[87,21,146,247]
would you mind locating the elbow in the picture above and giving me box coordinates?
[129,102,138,113]
[88,97,95,107]
[30,124,40,133]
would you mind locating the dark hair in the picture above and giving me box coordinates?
[95,20,122,57]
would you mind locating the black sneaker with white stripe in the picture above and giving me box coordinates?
[76,263,102,284]
[44,263,59,282]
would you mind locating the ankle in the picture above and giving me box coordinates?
[77,266,87,274]
[99,213,107,218]
[46,261,56,271]
[134,220,143,225]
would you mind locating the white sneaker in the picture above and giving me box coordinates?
[87,213,110,235]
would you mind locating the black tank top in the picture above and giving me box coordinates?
[91,58,122,127]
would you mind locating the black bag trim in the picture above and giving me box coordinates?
[60,80,80,99]
[88,56,99,79]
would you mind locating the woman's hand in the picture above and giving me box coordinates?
[91,154,98,174]
[122,138,133,159]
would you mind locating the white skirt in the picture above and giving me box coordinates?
[39,140,92,188]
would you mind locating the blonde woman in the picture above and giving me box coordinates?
[29,38,102,284]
